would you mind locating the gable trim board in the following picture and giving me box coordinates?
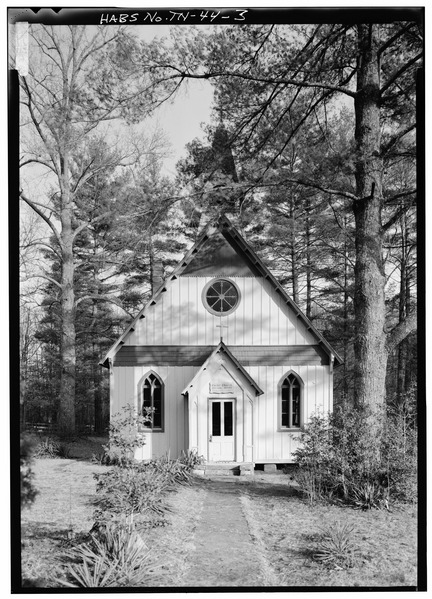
[181,341,264,397]
[100,215,342,369]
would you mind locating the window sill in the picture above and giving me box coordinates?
[139,427,164,433]
[278,427,301,433]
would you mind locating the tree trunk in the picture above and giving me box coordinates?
[93,343,107,434]
[353,24,388,431]
[342,215,351,402]
[57,171,76,437]
[396,209,410,405]
[289,195,299,303]
[305,197,312,320]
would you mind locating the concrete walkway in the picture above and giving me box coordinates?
[185,479,267,587]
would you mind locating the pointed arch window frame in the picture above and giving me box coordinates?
[138,370,164,433]
[278,371,303,431]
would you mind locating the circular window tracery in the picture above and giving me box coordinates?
[203,278,240,316]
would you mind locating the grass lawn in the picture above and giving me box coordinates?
[21,458,112,586]
[20,445,418,589]
[20,455,208,588]
[240,478,418,588]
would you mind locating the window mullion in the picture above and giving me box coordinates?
[289,384,293,429]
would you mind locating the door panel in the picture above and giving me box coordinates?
[209,399,235,462]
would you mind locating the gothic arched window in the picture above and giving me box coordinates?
[280,372,302,430]
[141,372,164,431]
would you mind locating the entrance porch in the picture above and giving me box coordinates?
[182,341,263,465]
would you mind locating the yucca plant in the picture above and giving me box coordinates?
[313,521,358,569]
[139,453,191,485]
[179,449,205,470]
[64,556,118,588]
[61,522,162,587]
[94,466,173,517]
[350,480,387,510]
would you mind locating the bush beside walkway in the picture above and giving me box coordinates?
[21,460,417,589]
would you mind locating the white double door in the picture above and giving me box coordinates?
[208,398,235,462]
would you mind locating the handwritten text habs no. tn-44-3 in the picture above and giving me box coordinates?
[99,10,248,25]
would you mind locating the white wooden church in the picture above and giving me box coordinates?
[101,215,341,467]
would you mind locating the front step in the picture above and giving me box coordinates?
[193,462,254,477]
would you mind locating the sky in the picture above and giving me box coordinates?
[18,21,215,196]
[147,76,214,177]
[132,24,215,178]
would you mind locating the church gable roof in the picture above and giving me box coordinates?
[100,214,342,367]
[181,341,264,396]
[180,230,251,277]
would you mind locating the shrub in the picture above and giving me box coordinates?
[93,452,198,529]
[349,480,389,510]
[179,449,205,470]
[383,385,418,503]
[33,437,62,459]
[94,466,173,519]
[312,521,359,569]
[293,409,388,507]
[330,407,388,508]
[291,413,335,503]
[102,404,152,467]
[92,451,125,467]
[138,453,191,485]
[292,400,417,508]
[20,435,38,508]
[63,521,162,587]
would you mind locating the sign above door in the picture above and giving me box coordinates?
[209,382,234,394]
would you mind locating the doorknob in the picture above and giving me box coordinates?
[209,435,212,442]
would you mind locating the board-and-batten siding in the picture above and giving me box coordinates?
[112,363,331,462]
[112,365,198,460]
[124,277,316,347]
[249,364,331,462]
[111,272,333,463]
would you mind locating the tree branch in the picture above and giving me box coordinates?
[382,197,416,232]
[386,311,417,353]
[26,274,63,290]
[19,157,57,174]
[161,65,358,98]
[278,177,358,201]
[381,123,416,157]
[19,191,61,244]
[384,189,416,205]
[75,294,134,318]
[21,240,62,261]
[19,76,59,172]
[72,210,113,241]
[377,23,417,57]
[380,52,423,96]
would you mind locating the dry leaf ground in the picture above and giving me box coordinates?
[20,450,418,589]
